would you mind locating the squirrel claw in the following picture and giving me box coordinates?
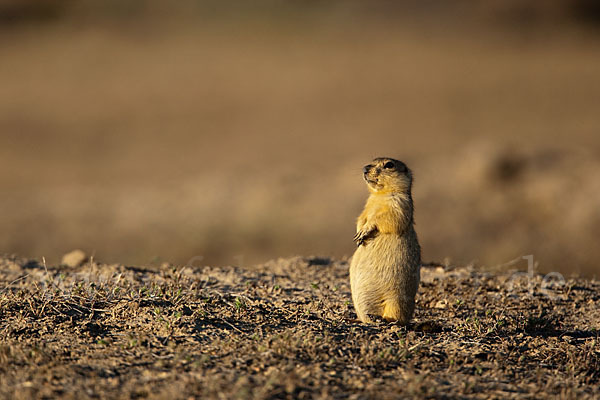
[354,227,377,246]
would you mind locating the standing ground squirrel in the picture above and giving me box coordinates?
[350,157,421,324]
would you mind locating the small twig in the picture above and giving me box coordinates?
[151,352,174,359]
[67,302,110,313]
[39,298,50,316]
[221,318,244,334]
[47,303,63,315]
[408,343,421,352]
[5,274,30,288]
[42,256,48,275]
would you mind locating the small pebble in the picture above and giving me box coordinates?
[61,249,87,267]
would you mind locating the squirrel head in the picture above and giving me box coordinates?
[362,157,413,195]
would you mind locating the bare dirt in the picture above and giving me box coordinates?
[1,255,598,399]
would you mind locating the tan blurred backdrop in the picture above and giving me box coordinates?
[1,1,599,277]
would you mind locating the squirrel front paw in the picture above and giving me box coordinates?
[353,226,378,246]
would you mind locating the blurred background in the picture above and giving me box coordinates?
[1,1,599,277]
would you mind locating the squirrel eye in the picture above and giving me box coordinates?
[383,161,395,169]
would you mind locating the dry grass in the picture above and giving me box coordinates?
[0,255,598,398]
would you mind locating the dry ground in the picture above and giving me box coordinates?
[0,255,598,399]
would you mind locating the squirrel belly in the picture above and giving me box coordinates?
[350,227,421,324]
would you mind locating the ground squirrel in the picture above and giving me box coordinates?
[350,157,421,324]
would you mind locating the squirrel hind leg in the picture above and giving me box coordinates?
[353,305,374,324]
[352,296,375,323]
[382,298,414,325]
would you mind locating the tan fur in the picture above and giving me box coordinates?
[350,158,421,324]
